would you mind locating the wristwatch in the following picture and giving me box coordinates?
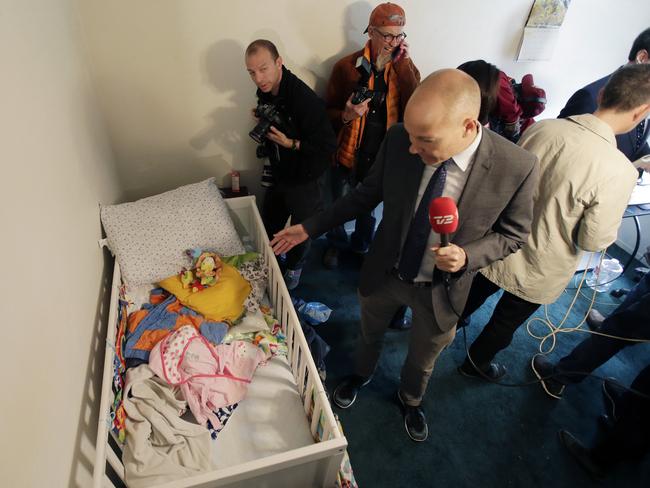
[291,139,298,151]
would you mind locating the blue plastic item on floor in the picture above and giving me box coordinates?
[291,297,332,325]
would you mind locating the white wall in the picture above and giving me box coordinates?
[77,0,650,201]
[0,1,122,486]
[77,0,650,260]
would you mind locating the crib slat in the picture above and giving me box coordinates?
[285,316,294,363]
[102,473,115,488]
[291,341,301,379]
[297,353,307,398]
[309,396,323,439]
[285,328,293,364]
[303,372,314,415]
[107,445,125,482]
[322,420,333,442]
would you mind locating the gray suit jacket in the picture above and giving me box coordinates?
[303,124,539,331]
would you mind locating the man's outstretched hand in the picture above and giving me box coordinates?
[270,224,309,255]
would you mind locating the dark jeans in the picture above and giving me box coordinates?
[326,164,376,253]
[554,272,650,384]
[460,273,540,368]
[262,180,323,270]
[592,364,650,466]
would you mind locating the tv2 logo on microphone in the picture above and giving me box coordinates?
[432,215,454,225]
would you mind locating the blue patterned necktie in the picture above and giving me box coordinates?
[636,119,647,153]
[397,159,450,281]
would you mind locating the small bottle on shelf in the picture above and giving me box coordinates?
[231,170,240,193]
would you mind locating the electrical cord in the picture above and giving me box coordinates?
[529,250,650,354]
[444,276,650,400]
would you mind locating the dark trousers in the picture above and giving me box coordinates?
[554,272,650,384]
[460,273,540,367]
[592,364,650,465]
[326,164,376,253]
[262,180,323,270]
[356,273,456,406]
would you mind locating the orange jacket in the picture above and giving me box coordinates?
[325,42,420,169]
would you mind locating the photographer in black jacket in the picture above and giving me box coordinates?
[245,39,336,289]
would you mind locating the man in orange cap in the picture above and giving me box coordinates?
[323,2,420,329]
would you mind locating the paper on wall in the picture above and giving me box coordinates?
[516,26,560,62]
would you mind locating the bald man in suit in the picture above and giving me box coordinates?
[271,69,539,442]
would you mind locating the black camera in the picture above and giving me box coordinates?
[351,86,385,106]
[249,103,289,144]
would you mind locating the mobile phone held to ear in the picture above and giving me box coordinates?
[391,43,404,63]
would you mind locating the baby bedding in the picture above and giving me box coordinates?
[222,252,267,314]
[100,178,245,285]
[124,289,229,364]
[158,263,251,322]
[122,364,212,488]
[149,325,267,432]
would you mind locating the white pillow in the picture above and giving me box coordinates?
[101,178,245,285]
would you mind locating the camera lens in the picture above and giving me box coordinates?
[249,118,272,144]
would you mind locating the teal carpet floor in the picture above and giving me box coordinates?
[293,237,649,487]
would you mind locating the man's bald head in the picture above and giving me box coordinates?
[408,69,481,126]
[404,69,482,165]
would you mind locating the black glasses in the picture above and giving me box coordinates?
[372,28,407,43]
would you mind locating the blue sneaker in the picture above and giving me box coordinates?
[284,268,302,290]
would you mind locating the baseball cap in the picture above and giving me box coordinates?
[364,3,406,33]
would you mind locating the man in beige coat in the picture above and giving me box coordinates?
[456,64,649,380]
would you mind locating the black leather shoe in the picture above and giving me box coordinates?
[332,375,371,409]
[531,354,565,399]
[558,430,607,480]
[397,391,428,442]
[458,359,507,381]
[389,306,412,330]
[586,309,606,331]
[602,378,622,422]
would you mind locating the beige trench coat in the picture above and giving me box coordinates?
[482,114,638,304]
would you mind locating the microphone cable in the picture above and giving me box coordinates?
[442,276,650,400]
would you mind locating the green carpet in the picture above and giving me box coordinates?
[294,237,649,487]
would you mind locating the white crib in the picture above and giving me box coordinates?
[93,195,348,488]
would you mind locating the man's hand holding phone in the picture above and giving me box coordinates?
[391,40,409,63]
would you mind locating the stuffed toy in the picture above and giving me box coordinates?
[180,249,223,292]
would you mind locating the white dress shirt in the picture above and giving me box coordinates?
[413,126,483,282]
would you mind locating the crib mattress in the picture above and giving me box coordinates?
[211,355,315,468]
